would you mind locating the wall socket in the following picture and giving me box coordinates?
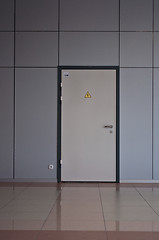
[48,164,53,170]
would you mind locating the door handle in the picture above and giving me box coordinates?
[104,125,113,128]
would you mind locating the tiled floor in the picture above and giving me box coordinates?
[1,183,159,239]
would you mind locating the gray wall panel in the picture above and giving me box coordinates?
[120,69,152,180]
[0,33,14,67]
[120,0,153,31]
[0,69,13,178]
[154,0,159,31]
[153,69,159,179]
[154,33,159,67]
[60,0,119,31]
[15,33,58,67]
[0,0,14,31]
[16,0,58,31]
[0,0,157,182]
[15,69,57,179]
[60,32,119,66]
[120,32,152,67]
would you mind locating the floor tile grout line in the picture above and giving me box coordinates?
[0,185,31,211]
[0,184,62,233]
[134,186,159,218]
[38,188,62,232]
[98,184,108,239]
[0,185,34,230]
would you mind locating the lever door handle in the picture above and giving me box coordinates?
[104,125,113,128]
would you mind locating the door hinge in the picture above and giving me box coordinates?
[60,160,62,165]
[60,82,62,87]
[60,96,62,101]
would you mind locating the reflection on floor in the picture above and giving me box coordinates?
[1,182,159,239]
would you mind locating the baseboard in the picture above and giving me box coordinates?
[0,178,57,182]
[121,180,159,183]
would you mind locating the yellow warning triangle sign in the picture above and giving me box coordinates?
[84,91,92,98]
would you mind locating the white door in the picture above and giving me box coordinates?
[61,69,116,181]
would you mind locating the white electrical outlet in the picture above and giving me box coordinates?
[48,165,53,170]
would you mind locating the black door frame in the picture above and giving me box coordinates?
[57,66,120,182]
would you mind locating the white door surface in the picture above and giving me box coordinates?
[61,69,116,181]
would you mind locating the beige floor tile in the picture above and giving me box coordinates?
[103,206,159,221]
[56,199,103,212]
[16,187,60,201]
[60,187,100,200]
[0,209,14,220]
[0,220,13,230]
[6,200,54,212]
[47,208,104,221]
[136,187,159,193]
[148,202,159,212]
[152,221,159,231]
[1,182,159,236]
[105,221,156,232]
[42,220,105,231]
[13,220,44,230]
[102,199,148,208]
[13,211,49,221]
[101,191,143,201]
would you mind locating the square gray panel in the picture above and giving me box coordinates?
[15,32,58,67]
[120,68,152,180]
[0,0,14,30]
[60,32,119,66]
[16,0,58,31]
[120,32,152,67]
[120,0,153,31]
[154,0,159,31]
[0,69,13,178]
[60,0,119,31]
[0,33,14,67]
[154,33,159,67]
[15,68,57,179]
[153,69,159,179]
